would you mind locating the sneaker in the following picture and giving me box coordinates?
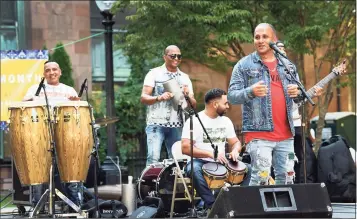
[197,207,211,218]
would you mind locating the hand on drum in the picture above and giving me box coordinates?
[228,149,240,162]
[68,96,80,101]
[217,152,229,164]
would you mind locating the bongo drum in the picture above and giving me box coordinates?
[226,160,247,185]
[202,162,227,189]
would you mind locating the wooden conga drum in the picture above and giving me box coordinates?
[53,101,93,183]
[8,101,51,185]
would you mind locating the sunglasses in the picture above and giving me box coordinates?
[167,54,182,60]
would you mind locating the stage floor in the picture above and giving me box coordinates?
[331,203,356,218]
[0,202,356,218]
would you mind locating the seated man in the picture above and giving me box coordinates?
[181,88,251,210]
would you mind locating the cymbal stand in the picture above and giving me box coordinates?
[83,80,101,218]
[30,84,84,218]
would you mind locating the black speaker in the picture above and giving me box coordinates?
[12,161,32,205]
[208,183,333,218]
[129,197,165,218]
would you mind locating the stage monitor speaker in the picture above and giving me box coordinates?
[12,160,33,206]
[208,183,332,218]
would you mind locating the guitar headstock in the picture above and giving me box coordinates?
[332,58,348,76]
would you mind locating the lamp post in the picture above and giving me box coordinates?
[95,0,118,184]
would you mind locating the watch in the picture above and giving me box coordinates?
[156,96,160,102]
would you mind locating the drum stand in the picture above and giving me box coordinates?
[29,84,84,218]
[184,96,218,218]
[83,81,101,218]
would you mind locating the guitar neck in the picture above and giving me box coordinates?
[305,71,338,99]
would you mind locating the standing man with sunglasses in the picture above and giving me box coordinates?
[141,45,197,165]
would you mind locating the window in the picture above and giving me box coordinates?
[0,1,18,50]
[90,1,132,83]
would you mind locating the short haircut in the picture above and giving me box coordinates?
[164,45,179,55]
[204,88,227,104]
[254,23,277,37]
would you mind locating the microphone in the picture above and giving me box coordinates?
[35,77,45,96]
[78,78,87,97]
[214,145,218,161]
[269,41,288,59]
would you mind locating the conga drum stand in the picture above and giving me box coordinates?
[29,83,84,218]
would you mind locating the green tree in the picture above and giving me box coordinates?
[113,0,271,70]
[50,43,75,87]
[268,1,356,152]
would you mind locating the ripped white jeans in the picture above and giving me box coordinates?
[247,138,295,185]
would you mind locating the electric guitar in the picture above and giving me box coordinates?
[293,59,348,111]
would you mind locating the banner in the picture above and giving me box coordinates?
[0,50,48,121]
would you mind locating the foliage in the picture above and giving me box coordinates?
[267,1,356,151]
[50,43,75,87]
[113,0,273,71]
[89,91,108,163]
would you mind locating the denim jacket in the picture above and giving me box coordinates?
[228,51,301,136]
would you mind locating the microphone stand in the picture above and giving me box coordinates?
[276,54,314,184]
[84,83,101,218]
[184,95,218,218]
[43,83,57,218]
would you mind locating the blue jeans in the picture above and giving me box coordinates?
[185,159,252,209]
[247,138,295,185]
[145,125,182,165]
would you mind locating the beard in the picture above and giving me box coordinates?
[217,109,226,117]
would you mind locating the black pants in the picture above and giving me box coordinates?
[32,164,82,206]
[293,126,317,183]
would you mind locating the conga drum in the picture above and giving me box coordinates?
[53,101,93,183]
[8,101,51,185]
[202,162,227,189]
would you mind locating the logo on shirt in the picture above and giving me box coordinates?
[270,74,281,83]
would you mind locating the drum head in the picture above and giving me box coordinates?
[137,163,164,201]
[202,162,227,176]
[8,101,47,109]
[54,101,89,107]
[227,160,246,172]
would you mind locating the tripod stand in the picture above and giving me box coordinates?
[184,96,218,218]
[29,82,85,218]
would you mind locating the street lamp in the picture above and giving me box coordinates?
[95,0,118,184]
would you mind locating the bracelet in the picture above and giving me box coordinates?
[156,96,160,102]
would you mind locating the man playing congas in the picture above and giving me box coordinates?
[23,61,81,208]
[182,88,251,211]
